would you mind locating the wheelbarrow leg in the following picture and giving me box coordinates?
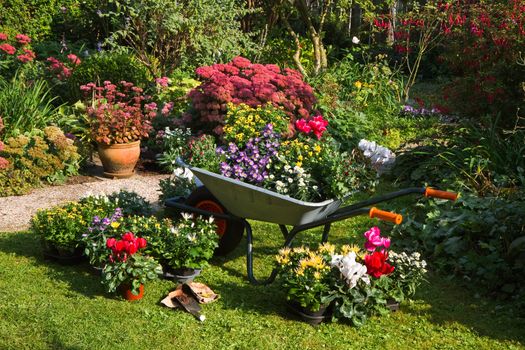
[321,223,331,243]
[245,219,279,285]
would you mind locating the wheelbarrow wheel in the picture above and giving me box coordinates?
[185,186,244,256]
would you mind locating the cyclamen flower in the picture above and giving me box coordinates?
[0,43,16,55]
[308,115,328,139]
[330,252,370,288]
[364,251,395,278]
[358,139,396,175]
[363,226,391,252]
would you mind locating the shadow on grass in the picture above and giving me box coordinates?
[405,273,525,345]
[0,232,106,299]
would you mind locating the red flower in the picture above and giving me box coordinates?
[0,33,7,41]
[122,232,135,242]
[125,241,138,255]
[308,115,328,139]
[106,237,117,249]
[295,119,311,134]
[0,43,16,55]
[364,251,395,278]
[115,240,126,253]
[137,237,147,249]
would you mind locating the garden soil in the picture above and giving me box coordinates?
[0,162,169,232]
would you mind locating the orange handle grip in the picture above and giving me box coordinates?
[425,188,458,201]
[369,207,403,225]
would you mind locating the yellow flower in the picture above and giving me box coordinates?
[354,81,362,89]
[110,222,120,229]
[296,161,302,167]
[313,271,321,280]
[313,144,321,153]
[319,242,335,254]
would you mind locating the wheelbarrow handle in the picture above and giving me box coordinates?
[369,207,403,225]
[424,188,458,201]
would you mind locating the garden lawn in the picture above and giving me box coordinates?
[1,218,524,350]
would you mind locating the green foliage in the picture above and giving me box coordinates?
[393,121,525,195]
[106,189,153,216]
[158,173,197,203]
[310,52,438,151]
[392,193,525,301]
[0,76,65,139]
[161,214,219,270]
[0,127,80,196]
[64,50,151,103]
[102,252,161,295]
[103,0,255,75]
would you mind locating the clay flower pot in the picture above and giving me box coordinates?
[97,140,140,178]
[120,283,144,301]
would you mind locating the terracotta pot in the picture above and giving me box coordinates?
[120,283,144,301]
[97,140,140,178]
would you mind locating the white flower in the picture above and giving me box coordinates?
[181,212,193,221]
[331,252,370,289]
[352,36,360,44]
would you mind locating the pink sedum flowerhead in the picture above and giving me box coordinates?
[15,34,31,45]
[0,43,16,55]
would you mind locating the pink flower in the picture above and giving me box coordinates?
[67,53,81,65]
[295,119,311,134]
[0,43,16,55]
[0,156,9,170]
[363,226,391,252]
[161,101,174,116]
[155,76,169,87]
[0,33,7,41]
[231,56,251,68]
[17,54,33,63]
[308,115,328,139]
[15,34,31,45]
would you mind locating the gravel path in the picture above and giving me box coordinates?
[0,174,169,232]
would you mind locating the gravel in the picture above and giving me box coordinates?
[0,174,170,232]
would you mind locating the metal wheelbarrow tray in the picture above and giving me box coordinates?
[165,164,458,285]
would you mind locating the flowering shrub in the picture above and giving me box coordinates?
[102,232,161,295]
[81,81,157,145]
[0,32,35,76]
[276,227,427,326]
[186,56,318,135]
[0,127,80,196]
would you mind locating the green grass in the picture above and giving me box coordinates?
[1,220,524,350]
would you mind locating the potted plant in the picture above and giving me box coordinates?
[275,246,333,325]
[80,80,157,178]
[31,199,117,263]
[160,213,219,282]
[102,232,161,300]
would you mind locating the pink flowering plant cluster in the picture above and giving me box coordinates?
[81,80,157,145]
[45,53,81,81]
[185,56,318,135]
[102,231,161,295]
[276,226,427,326]
[0,32,36,75]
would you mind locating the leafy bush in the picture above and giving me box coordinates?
[0,127,80,196]
[103,0,253,75]
[185,57,318,135]
[393,121,525,196]
[64,50,151,103]
[0,76,64,139]
[106,190,152,217]
[392,194,525,302]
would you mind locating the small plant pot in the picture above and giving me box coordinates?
[161,266,201,283]
[120,283,144,301]
[42,242,85,265]
[386,299,400,312]
[97,141,140,179]
[286,300,330,326]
